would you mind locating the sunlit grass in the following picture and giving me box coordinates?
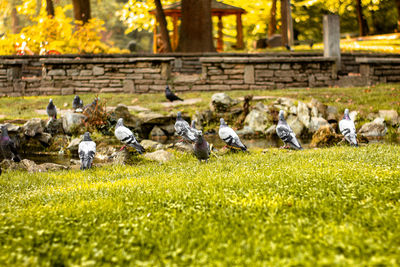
[0,145,400,265]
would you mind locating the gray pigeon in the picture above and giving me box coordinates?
[0,125,21,162]
[174,112,200,143]
[46,99,57,119]
[276,110,302,150]
[115,118,145,154]
[339,109,358,147]
[218,118,247,151]
[192,121,210,162]
[73,95,84,111]
[78,132,96,170]
[165,85,183,102]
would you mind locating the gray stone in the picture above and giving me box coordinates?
[308,98,327,117]
[48,69,66,76]
[378,110,399,126]
[297,101,310,129]
[114,104,141,128]
[144,150,174,163]
[244,65,255,84]
[366,113,379,121]
[137,112,174,125]
[287,115,304,136]
[349,111,358,124]
[244,109,269,133]
[236,126,255,136]
[150,126,165,137]
[93,66,105,76]
[140,140,164,151]
[326,106,338,122]
[1,123,20,132]
[67,138,81,153]
[36,133,52,145]
[45,119,64,135]
[275,97,295,108]
[172,142,194,153]
[267,34,282,48]
[358,118,387,137]
[159,124,175,135]
[62,113,86,135]
[210,93,239,112]
[289,105,297,115]
[0,159,68,173]
[23,118,45,137]
[309,117,329,133]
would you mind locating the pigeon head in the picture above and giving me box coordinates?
[83,132,92,141]
[165,85,170,92]
[116,118,124,128]
[279,110,285,121]
[176,111,182,120]
[49,99,53,103]
[220,118,227,126]
[344,109,350,120]
[74,95,79,101]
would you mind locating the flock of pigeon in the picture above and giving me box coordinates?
[0,86,358,173]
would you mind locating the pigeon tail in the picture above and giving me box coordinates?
[129,142,145,154]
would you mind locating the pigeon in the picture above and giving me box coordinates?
[276,110,303,150]
[174,112,200,143]
[0,125,21,162]
[192,121,210,162]
[78,132,96,170]
[218,118,247,151]
[339,109,358,147]
[165,85,184,102]
[73,95,84,111]
[114,118,145,154]
[46,99,57,119]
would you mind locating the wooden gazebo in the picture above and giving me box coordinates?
[149,0,246,53]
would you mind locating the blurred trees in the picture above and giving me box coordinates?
[72,0,91,24]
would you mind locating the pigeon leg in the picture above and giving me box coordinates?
[119,145,127,151]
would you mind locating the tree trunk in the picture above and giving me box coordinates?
[395,0,400,31]
[356,0,369,36]
[72,0,91,24]
[268,0,277,37]
[177,0,215,52]
[281,0,288,45]
[46,0,55,18]
[11,8,19,34]
[154,0,172,53]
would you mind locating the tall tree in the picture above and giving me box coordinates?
[154,0,172,53]
[72,0,91,24]
[177,0,215,52]
[356,0,369,36]
[46,0,55,17]
[396,0,400,31]
[268,0,277,37]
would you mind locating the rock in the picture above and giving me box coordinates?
[150,126,165,137]
[378,110,399,126]
[114,104,142,127]
[112,150,131,165]
[137,112,175,125]
[309,117,329,133]
[349,111,358,123]
[310,125,342,148]
[62,113,86,135]
[274,97,295,108]
[191,110,215,130]
[67,138,81,153]
[326,106,338,122]
[286,115,304,136]
[140,140,164,151]
[210,93,239,112]
[159,124,175,136]
[366,112,379,121]
[38,163,69,172]
[244,109,269,133]
[171,142,194,153]
[36,133,52,146]
[265,125,277,136]
[45,119,64,135]
[311,106,319,117]
[0,159,68,173]
[308,98,327,117]
[1,123,20,132]
[358,117,387,137]
[144,150,174,163]
[23,118,45,137]
[289,105,297,115]
[70,159,81,165]
[236,126,255,136]
[297,101,310,129]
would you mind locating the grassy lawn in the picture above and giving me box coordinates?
[1,145,400,265]
[0,84,400,123]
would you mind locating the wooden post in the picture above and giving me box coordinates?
[217,15,223,52]
[172,15,179,51]
[281,0,294,47]
[153,19,158,53]
[236,13,244,49]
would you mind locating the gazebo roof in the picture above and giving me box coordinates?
[149,0,246,16]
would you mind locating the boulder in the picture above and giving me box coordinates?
[45,119,64,135]
[265,125,277,136]
[310,125,342,148]
[23,118,45,137]
[191,110,215,130]
[36,133,52,146]
[150,126,165,137]
[210,93,239,112]
[137,112,174,125]
[309,117,329,133]
[140,140,164,151]
[159,124,176,136]
[114,104,142,127]
[378,110,399,126]
[0,159,68,173]
[297,101,310,129]
[171,142,194,153]
[62,113,86,135]
[244,109,269,133]
[144,150,174,163]
[308,98,327,117]
[67,138,81,153]
[326,106,339,122]
[366,112,379,121]
[287,115,304,136]
[1,123,20,132]
[358,118,387,137]
[236,126,255,136]
[274,97,295,108]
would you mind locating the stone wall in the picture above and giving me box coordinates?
[357,57,400,85]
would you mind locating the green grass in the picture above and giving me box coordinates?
[1,145,400,265]
[1,84,400,123]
